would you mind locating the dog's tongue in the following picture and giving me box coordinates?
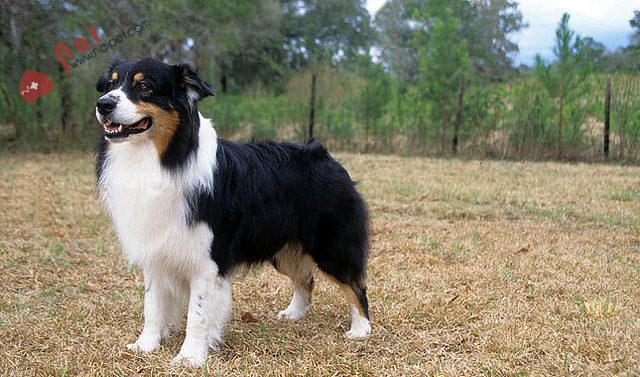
[132,118,148,129]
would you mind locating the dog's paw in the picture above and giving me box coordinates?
[170,352,207,367]
[276,307,307,322]
[126,335,160,353]
[345,321,371,339]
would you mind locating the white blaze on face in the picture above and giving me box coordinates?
[96,86,146,126]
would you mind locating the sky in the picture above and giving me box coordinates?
[365,0,638,66]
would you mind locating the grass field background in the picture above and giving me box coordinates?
[0,152,638,376]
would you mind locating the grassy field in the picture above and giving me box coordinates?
[0,151,638,376]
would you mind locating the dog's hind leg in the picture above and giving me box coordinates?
[312,243,371,338]
[339,279,371,339]
[272,244,315,321]
[319,271,371,339]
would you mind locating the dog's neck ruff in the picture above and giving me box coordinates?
[97,113,217,269]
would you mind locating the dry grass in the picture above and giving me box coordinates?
[1,152,639,376]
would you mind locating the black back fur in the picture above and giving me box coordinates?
[190,140,369,281]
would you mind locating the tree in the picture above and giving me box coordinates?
[628,10,640,71]
[576,36,607,70]
[280,0,374,68]
[375,0,419,82]
[144,0,284,93]
[357,55,391,152]
[375,0,526,82]
[534,13,590,157]
[468,0,526,80]
[417,7,471,152]
[630,10,640,48]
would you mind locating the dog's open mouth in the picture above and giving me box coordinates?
[103,117,153,138]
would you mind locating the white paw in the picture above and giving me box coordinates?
[126,335,160,353]
[170,352,207,367]
[276,307,307,321]
[345,322,371,339]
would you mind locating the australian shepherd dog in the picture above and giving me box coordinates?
[94,57,371,366]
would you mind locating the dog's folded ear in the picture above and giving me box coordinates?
[173,63,215,102]
[96,73,109,92]
[109,58,127,70]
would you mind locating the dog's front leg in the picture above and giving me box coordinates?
[127,268,184,353]
[171,261,232,367]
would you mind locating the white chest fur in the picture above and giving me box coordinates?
[98,115,218,275]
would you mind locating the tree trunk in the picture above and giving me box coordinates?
[59,65,72,133]
[364,118,369,154]
[397,87,404,132]
[0,82,18,140]
[603,78,611,161]
[440,99,448,153]
[557,93,564,158]
[452,76,465,155]
[364,78,371,154]
[8,4,24,94]
[194,42,206,73]
[414,95,420,140]
[307,73,317,142]
[220,69,228,94]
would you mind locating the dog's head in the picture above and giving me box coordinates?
[95,57,214,150]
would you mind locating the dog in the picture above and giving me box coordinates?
[94,57,371,366]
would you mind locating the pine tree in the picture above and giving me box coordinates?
[417,7,470,152]
[534,13,590,157]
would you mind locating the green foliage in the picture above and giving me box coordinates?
[467,0,525,80]
[533,13,591,155]
[1,2,640,162]
[356,56,392,151]
[534,14,589,99]
[630,10,640,48]
[416,6,470,151]
[376,0,526,82]
[281,0,374,66]
[610,74,640,160]
[506,78,555,157]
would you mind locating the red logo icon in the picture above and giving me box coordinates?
[19,70,54,103]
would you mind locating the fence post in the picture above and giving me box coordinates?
[308,73,317,142]
[604,78,611,161]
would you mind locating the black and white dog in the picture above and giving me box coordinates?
[94,58,371,366]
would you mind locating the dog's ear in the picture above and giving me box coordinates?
[173,63,215,102]
[109,57,126,70]
[96,72,109,92]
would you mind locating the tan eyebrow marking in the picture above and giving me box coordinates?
[133,72,144,83]
[111,72,118,81]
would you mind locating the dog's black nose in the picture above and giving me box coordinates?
[96,96,117,115]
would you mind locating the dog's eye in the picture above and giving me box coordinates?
[138,82,152,93]
[105,80,115,91]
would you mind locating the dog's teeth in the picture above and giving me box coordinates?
[105,120,112,127]
[118,125,123,133]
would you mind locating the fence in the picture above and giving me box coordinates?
[1,69,639,163]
